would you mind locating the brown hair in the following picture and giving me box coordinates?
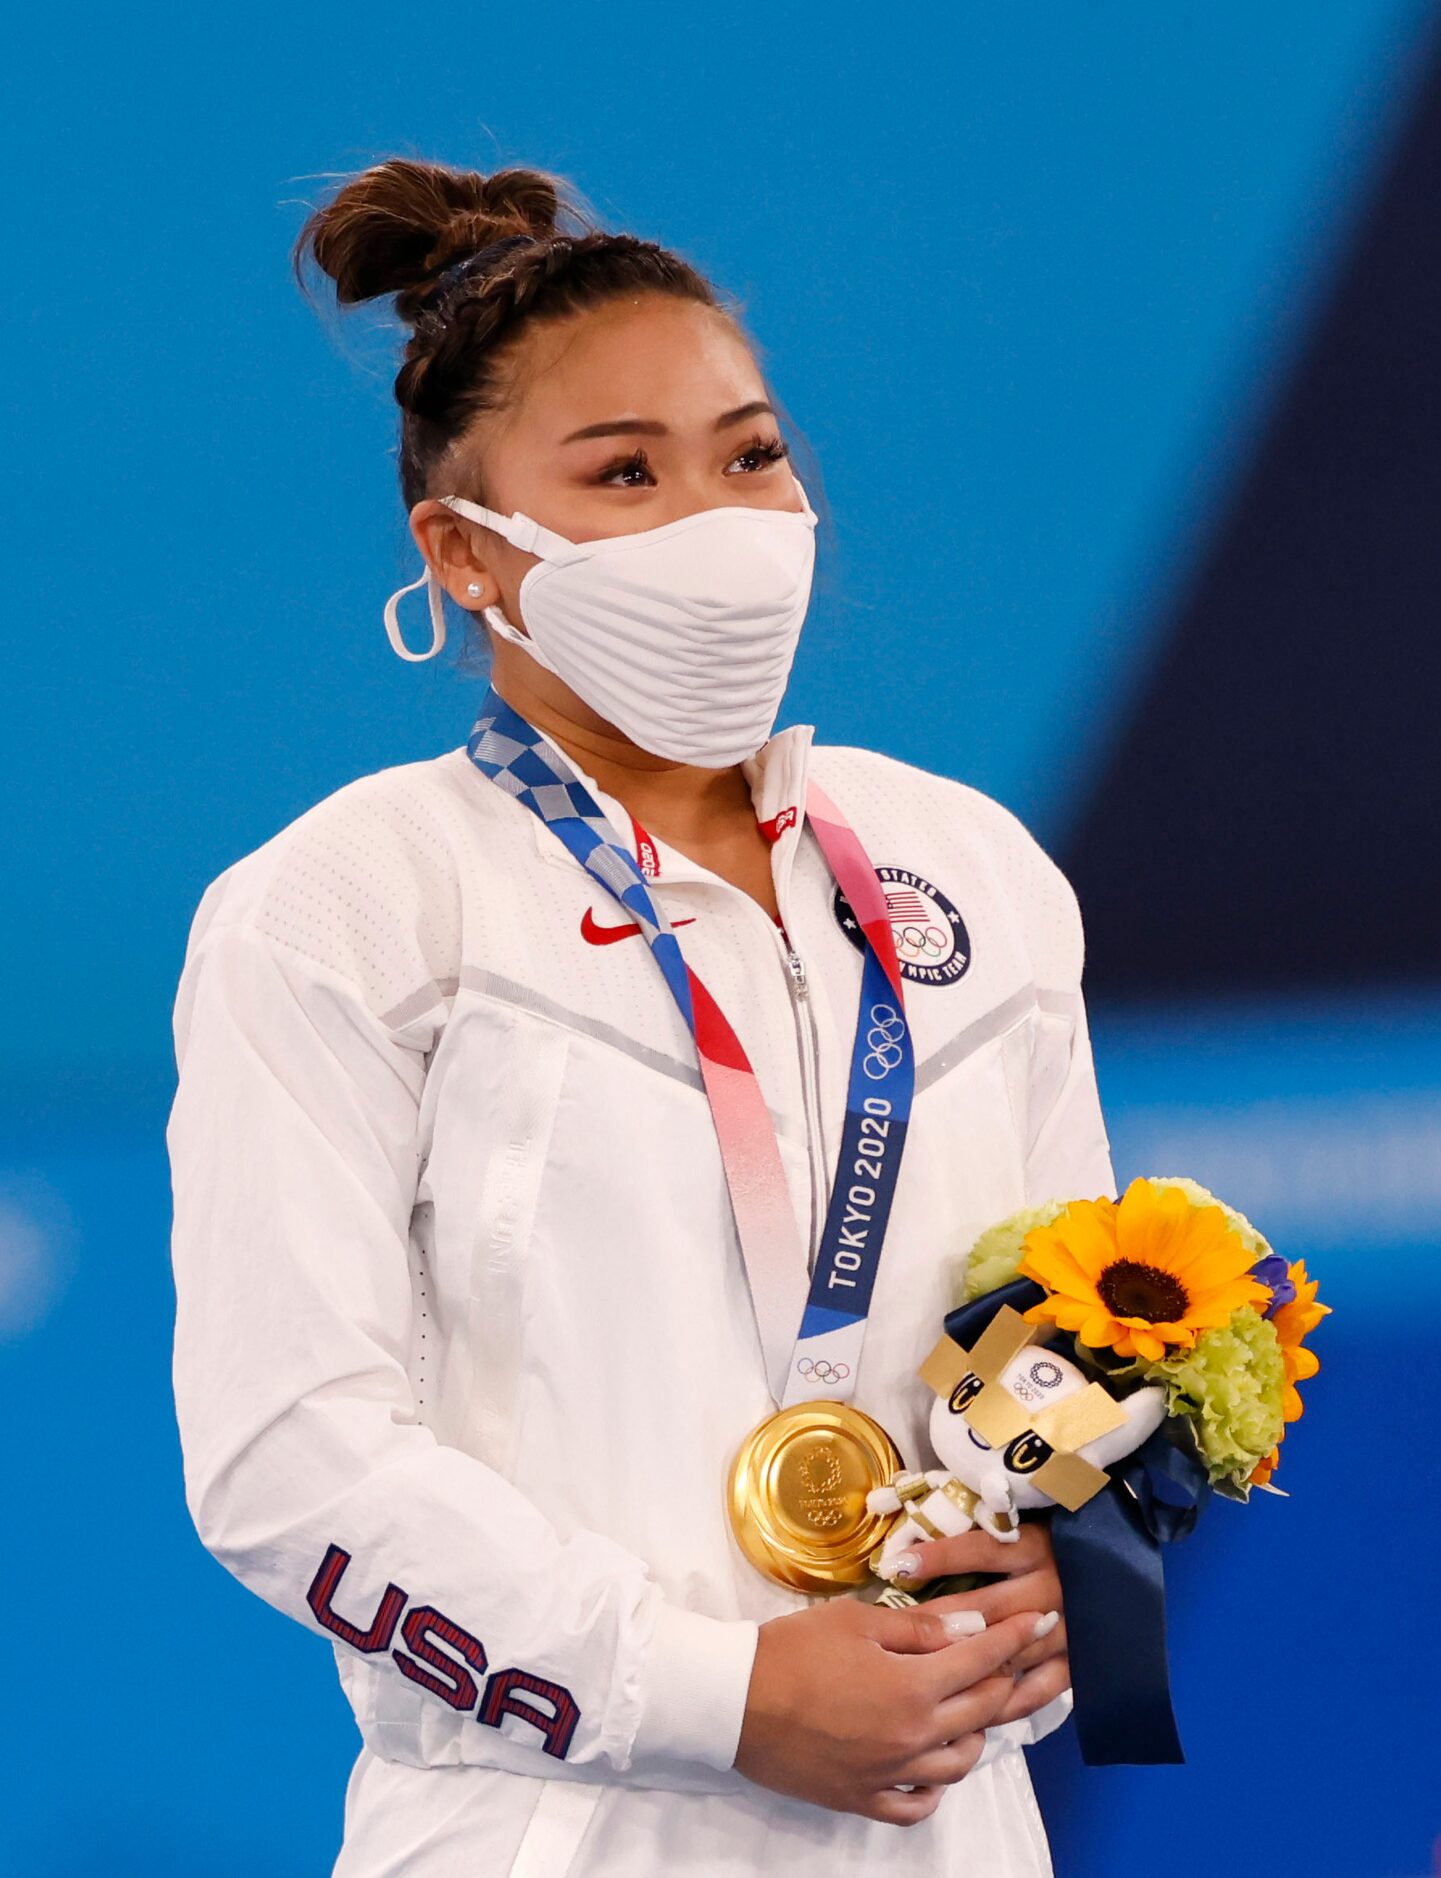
[292,155,747,509]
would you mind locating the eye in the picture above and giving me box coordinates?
[948,1372,984,1414]
[727,431,791,475]
[1003,1431,1054,1475]
[596,447,656,488]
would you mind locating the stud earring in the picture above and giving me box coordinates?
[466,582,484,599]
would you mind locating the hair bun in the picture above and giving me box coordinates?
[292,156,578,320]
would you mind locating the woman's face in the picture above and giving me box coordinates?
[412,292,805,644]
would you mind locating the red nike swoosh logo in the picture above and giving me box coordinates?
[580,908,696,946]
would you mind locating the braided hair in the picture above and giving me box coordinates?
[292,156,742,509]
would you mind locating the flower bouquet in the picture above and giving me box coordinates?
[866,1175,1329,1762]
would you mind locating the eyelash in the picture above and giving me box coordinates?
[596,431,790,486]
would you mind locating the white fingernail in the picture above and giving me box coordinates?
[893,1551,922,1580]
[1032,1610,1060,1640]
[942,1610,987,1639]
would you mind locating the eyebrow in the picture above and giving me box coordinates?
[560,400,775,444]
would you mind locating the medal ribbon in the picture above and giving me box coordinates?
[466,690,915,1409]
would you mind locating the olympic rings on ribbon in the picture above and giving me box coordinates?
[797,1357,852,1383]
[862,1002,907,1080]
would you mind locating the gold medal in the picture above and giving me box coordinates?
[727,1400,904,1593]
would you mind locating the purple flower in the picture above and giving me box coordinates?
[1250,1253,1296,1320]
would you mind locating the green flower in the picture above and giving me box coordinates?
[958,1200,1070,1304]
[1135,1305,1286,1490]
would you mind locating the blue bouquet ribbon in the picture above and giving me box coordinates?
[941,1279,1213,1766]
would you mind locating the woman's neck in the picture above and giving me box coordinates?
[490,666,757,847]
[489,660,782,919]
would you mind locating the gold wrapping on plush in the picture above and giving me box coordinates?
[968,1307,1045,1379]
[917,1306,1123,1511]
[918,1336,971,1398]
[1034,1384,1126,1453]
[1031,1449,1111,1511]
[918,1305,1041,1399]
[905,1503,946,1539]
[938,1476,981,1520]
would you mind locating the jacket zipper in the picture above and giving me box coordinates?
[780,938,828,1277]
[782,936,835,1608]
[654,860,828,1278]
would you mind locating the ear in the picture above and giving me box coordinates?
[1082,1385,1168,1471]
[409,500,505,613]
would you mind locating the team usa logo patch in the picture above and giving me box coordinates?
[833,867,972,986]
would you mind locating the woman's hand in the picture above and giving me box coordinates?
[890,1518,1068,1680]
[732,1596,1058,1826]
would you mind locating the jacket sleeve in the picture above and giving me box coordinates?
[167,903,758,1785]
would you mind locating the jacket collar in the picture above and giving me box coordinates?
[518,721,817,889]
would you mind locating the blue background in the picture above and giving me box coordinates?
[4,7,1438,1874]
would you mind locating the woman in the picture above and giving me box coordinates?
[168,156,1114,1876]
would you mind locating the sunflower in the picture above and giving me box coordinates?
[1247,1259,1330,1485]
[1016,1176,1273,1363]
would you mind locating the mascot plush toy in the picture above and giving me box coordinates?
[867,1303,1168,1581]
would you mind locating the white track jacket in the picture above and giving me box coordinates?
[167,721,1116,1877]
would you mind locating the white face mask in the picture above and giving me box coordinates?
[384,482,819,767]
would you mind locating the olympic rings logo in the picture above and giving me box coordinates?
[862,1003,907,1080]
[797,1357,851,1383]
[895,922,949,960]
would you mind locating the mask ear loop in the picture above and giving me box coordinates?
[438,494,585,566]
[383,565,448,662]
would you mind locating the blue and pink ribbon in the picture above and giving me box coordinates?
[466,692,915,1410]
